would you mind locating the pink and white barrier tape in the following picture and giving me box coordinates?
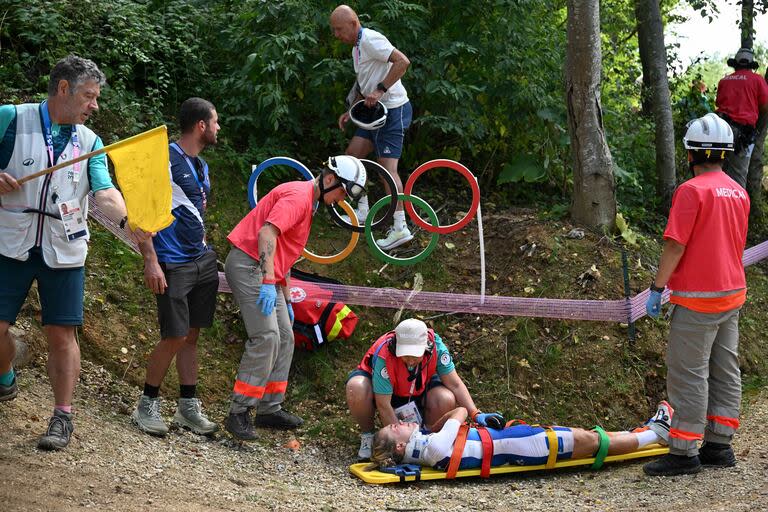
[90,194,768,323]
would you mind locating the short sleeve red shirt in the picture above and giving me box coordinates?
[227,180,315,284]
[715,69,768,127]
[663,171,749,292]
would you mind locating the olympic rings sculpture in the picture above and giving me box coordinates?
[248,156,359,265]
[247,157,481,265]
[328,159,398,233]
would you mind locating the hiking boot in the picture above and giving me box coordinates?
[376,226,413,251]
[131,395,169,437]
[646,401,673,444]
[0,377,18,402]
[37,410,74,451]
[643,454,701,476]
[699,442,737,467]
[358,432,375,460]
[254,409,304,430]
[225,410,257,441]
[173,398,218,435]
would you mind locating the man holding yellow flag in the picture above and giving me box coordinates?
[0,55,151,450]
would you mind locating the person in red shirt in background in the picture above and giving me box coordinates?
[644,113,750,476]
[223,155,367,441]
[715,47,768,188]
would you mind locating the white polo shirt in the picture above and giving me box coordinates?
[354,28,409,109]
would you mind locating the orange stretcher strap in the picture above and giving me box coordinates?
[446,424,470,479]
[476,426,494,478]
[544,427,558,469]
[505,419,528,427]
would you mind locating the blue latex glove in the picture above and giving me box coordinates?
[257,283,277,316]
[287,302,294,324]
[646,290,662,318]
[475,412,505,429]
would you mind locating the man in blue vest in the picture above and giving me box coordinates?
[132,98,220,437]
[0,55,150,450]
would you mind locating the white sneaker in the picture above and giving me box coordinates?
[358,432,375,460]
[339,209,368,225]
[646,400,673,444]
[376,226,413,250]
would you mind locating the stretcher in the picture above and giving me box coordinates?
[349,443,669,484]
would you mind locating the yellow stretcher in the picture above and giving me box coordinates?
[349,444,669,484]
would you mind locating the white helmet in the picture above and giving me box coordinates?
[326,155,367,200]
[683,113,734,152]
[349,100,388,130]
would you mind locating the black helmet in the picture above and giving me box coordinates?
[349,100,388,130]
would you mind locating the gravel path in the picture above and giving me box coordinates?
[1,360,767,512]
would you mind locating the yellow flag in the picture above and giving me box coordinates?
[107,125,173,233]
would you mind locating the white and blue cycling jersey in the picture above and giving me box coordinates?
[402,419,574,470]
[152,143,211,263]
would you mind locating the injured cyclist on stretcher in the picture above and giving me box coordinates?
[365,402,673,471]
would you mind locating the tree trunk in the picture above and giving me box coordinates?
[741,0,754,48]
[566,0,616,230]
[635,0,676,211]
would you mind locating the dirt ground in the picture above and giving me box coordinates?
[2,360,767,512]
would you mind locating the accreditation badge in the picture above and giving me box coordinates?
[58,199,89,241]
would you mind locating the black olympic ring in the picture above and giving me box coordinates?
[326,159,398,233]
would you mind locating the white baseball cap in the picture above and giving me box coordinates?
[395,319,429,358]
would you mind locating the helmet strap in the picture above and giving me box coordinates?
[318,172,344,202]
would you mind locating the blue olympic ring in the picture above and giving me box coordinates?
[248,156,314,208]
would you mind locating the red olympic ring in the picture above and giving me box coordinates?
[403,159,480,234]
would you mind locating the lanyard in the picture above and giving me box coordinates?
[354,27,363,67]
[40,100,81,181]
[170,142,208,207]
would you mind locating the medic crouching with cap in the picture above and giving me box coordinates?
[346,318,503,460]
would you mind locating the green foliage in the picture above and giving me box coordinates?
[1,0,763,231]
[0,0,210,138]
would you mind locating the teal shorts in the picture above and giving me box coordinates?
[0,249,85,325]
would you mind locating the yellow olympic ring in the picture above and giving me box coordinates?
[301,200,360,264]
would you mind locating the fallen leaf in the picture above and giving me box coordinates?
[284,439,301,452]
[444,242,456,249]
[120,347,128,354]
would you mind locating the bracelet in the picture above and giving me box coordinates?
[262,278,277,285]
[650,283,665,293]
[119,216,128,229]
[470,409,480,421]
[376,81,388,93]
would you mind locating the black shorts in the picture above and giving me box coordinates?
[156,250,219,339]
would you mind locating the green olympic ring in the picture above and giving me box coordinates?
[365,193,440,266]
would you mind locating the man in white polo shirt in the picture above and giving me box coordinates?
[330,4,414,251]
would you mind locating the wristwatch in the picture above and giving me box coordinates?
[650,283,665,293]
[376,81,388,93]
